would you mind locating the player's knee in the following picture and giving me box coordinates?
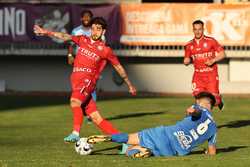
[90,111,103,124]
[70,98,82,107]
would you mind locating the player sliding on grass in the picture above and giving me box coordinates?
[33,17,136,143]
[87,92,217,158]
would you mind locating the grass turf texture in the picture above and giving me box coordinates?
[0,95,249,167]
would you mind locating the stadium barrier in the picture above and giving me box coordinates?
[1,3,250,58]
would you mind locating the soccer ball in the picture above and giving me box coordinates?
[75,138,93,155]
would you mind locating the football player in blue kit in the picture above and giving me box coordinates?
[87,92,217,158]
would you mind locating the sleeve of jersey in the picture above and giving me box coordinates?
[208,133,217,146]
[184,45,191,58]
[71,35,86,46]
[98,60,107,74]
[212,39,224,52]
[69,30,75,45]
[106,48,120,66]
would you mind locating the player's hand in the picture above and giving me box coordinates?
[205,59,216,66]
[128,85,137,96]
[33,25,48,36]
[204,149,208,154]
[186,106,196,115]
[67,54,74,65]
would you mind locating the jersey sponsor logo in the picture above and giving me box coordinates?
[174,131,193,149]
[73,67,93,73]
[194,67,213,73]
[174,118,212,150]
[191,51,213,60]
[78,47,100,61]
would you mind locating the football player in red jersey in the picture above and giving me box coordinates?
[184,20,225,110]
[34,17,136,143]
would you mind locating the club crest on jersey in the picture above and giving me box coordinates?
[203,43,208,48]
[97,45,104,51]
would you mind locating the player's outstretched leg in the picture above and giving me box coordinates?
[87,135,111,144]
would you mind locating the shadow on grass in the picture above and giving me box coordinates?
[218,120,250,129]
[191,146,248,155]
[0,95,69,112]
[106,111,167,121]
[91,145,122,155]
[0,94,171,112]
[93,145,249,156]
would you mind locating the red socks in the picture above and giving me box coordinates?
[97,119,119,135]
[71,106,83,132]
[71,106,119,135]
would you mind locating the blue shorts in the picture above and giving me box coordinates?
[138,126,176,156]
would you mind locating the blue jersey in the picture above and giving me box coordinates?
[167,105,217,155]
[138,105,217,156]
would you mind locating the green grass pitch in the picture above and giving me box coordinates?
[0,95,250,167]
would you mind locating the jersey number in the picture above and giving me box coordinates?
[189,119,211,140]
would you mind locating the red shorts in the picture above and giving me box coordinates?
[70,74,96,102]
[192,72,220,96]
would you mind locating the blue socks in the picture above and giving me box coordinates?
[111,133,128,143]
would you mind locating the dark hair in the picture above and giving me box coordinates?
[81,10,93,18]
[91,17,107,30]
[195,92,216,107]
[192,20,204,26]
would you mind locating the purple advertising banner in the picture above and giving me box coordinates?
[0,3,120,44]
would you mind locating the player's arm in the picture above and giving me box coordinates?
[184,45,192,66]
[33,25,72,41]
[205,50,225,66]
[67,44,75,65]
[67,29,78,65]
[113,64,136,96]
[205,39,225,66]
[184,57,191,66]
[106,48,136,96]
[206,134,217,155]
[94,60,107,81]
[186,104,202,118]
[206,145,216,155]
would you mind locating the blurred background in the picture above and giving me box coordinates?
[0,0,250,96]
